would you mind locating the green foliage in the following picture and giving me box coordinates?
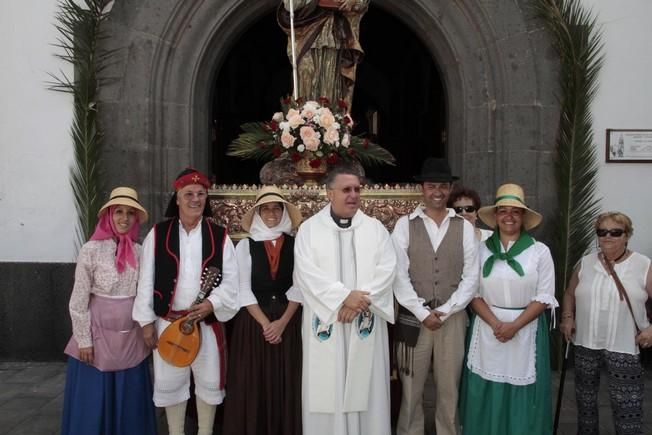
[533,0,603,364]
[49,0,115,250]
[226,123,278,161]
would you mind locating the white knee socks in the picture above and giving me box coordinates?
[196,397,217,435]
[165,401,187,435]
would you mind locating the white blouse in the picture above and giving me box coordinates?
[477,240,558,309]
[574,252,651,355]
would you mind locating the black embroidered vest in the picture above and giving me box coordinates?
[249,236,294,306]
[153,218,226,319]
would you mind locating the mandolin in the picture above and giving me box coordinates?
[157,266,221,367]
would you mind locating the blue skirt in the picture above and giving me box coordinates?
[61,357,157,435]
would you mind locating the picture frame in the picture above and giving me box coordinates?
[605,129,652,163]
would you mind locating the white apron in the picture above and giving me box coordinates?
[466,273,538,385]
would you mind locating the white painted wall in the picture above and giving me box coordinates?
[581,0,652,258]
[1,1,650,261]
[0,1,76,262]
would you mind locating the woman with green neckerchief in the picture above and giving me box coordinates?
[459,183,558,435]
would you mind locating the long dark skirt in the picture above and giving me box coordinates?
[61,357,157,435]
[222,301,302,435]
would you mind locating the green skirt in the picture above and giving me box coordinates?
[459,314,552,435]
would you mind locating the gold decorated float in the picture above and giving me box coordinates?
[209,184,422,239]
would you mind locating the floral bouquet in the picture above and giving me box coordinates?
[227,97,395,169]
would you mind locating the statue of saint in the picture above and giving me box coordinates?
[278,0,369,109]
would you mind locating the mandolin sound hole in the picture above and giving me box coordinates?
[180,322,194,335]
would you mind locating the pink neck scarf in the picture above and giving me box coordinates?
[90,206,140,273]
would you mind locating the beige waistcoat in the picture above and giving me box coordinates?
[407,216,464,305]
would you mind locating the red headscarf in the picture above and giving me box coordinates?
[90,206,140,273]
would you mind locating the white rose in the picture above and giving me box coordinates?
[297,144,305,152]
[303,100,319,111]
[341,133,350,148]
[323,127,340,145]
[272,112,284,123]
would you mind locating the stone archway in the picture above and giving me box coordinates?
[99,0,559,230]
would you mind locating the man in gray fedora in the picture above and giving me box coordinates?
[392,158,479,435]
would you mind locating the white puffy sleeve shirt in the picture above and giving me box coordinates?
[133,220,239,325]
[235,237,302,307]
[477,240,558,309]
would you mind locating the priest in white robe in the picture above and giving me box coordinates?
[294,165,396,435]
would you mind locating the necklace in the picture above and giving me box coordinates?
[605,248,628,263]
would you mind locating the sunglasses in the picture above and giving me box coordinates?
[453,206,477,214]
[596,228,626,237]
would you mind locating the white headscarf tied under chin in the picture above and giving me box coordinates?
[248,206,293,241]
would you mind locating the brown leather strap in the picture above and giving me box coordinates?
[599,252,642,334]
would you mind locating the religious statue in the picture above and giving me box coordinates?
[278,0,369,110]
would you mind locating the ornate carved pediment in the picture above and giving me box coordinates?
[209,184,422,239]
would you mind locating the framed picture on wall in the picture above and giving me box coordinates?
[606,129,652,162]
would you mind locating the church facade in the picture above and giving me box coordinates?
[1,0,651,359]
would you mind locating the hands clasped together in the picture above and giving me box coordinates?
[492,321,519,343]
[338,290,371,323]
[260,319,289,345]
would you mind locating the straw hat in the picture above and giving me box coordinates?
[477,183,542,230]
[98,187,148,223]
[241,186,302,232]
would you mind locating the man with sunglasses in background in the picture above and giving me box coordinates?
[392,158,479,435]
[293,164,397,435]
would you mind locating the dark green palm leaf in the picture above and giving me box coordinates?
[533,0,603,365]
[49,0,114,250]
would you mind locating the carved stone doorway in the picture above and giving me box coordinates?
[211,5,446,184]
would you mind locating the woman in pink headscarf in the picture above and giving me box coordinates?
[61,187,157,435]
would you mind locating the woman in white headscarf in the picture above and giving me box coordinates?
[223,186,304,435]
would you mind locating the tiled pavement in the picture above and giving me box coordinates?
[1,361,651,435]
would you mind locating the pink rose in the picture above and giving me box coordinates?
[323,127,340,145]
[304,138,320,151]
[300,126,320,144]
[319,108,336,129]
[281,129,295,148]
[288,113,304,129]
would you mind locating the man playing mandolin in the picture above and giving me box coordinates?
[133,168,239,435]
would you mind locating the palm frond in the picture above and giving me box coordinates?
[533,0,603,363]
[349,140,396,167]
[226,122,277,161]
[49,0,115,250]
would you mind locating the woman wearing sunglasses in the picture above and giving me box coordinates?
[448,186,493,241]
[560,211,652,434]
